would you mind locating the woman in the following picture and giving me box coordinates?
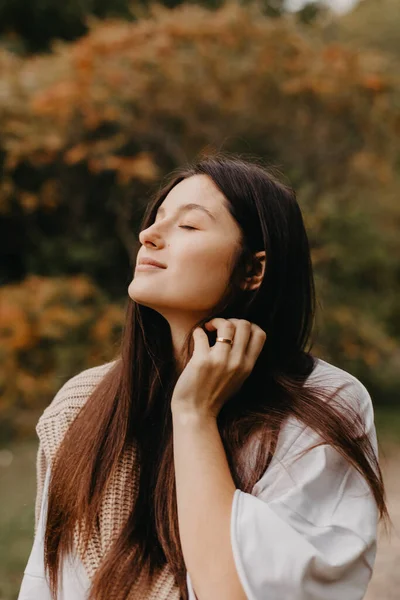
[19,154,388,600]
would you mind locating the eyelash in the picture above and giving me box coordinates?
[151,218,198,231]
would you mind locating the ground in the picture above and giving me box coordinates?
[365,445,400,600]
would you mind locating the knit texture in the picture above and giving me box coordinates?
[35,361,180,599]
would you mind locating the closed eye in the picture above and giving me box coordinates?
[179,225,198,230]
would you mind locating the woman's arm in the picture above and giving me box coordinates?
[175,381,378,600]
[172,411,247,600]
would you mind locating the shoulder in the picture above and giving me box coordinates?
[36,360,118,463]
[39,360,117,421]
[307,357,373,421]
[275,357,376,460]
[306,356,370,395]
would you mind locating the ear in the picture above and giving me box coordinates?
[241,251,266,291]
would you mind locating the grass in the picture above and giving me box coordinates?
[374,406,400,447]
[0,442,37,600]
[0,408,399,600]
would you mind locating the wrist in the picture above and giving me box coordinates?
[171,402,217,426]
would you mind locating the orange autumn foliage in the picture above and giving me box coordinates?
[0,276,124,439]
[0,3,399,439]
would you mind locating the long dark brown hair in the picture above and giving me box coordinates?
[44,154,389,599]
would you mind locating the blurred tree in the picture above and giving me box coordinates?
[0,2,399,420]
[334,0,400,59]
[296,1,327,24]
[0,0,133,53]
[0,275,125,440]
[0,0,288,53]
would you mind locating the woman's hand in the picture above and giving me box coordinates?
[171,318,267,420]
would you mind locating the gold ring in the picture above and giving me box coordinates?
[216,337,233,345]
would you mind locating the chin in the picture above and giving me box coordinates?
[128,279,215,313]
[128,280,145,303]
[128,280,161,310]
[128,283,149,305]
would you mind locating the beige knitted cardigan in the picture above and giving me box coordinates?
[35,360,180,599]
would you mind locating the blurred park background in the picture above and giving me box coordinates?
[0,0,399,598]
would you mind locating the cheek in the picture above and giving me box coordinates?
[174,246,233,305]
[179,239,233,272]
[128,239,238,312]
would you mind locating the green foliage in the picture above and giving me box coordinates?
[296,1,326,24]
[0,0,133,53]
[0,442,36,598]
[335,0,400,59]
[0,0,287,53]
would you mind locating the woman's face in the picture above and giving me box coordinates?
[128,175,243,316]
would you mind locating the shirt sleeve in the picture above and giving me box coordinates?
[186,571,198,599]
[18,465,91,600]
[34,441,48,534]
[186,379,379,600]
[18,467,52,600]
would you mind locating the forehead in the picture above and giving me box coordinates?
[161,175,228,214]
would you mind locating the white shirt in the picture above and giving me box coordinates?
[18,358,378,600]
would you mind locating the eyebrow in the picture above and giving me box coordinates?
[156,203,216,222]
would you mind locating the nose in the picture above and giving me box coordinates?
[138,222,165,248]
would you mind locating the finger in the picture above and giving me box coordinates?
[244,325,267,369]
[204,318,233,335]
[206,318,236,358]
[192,327,211,358]
[226,319,252,362]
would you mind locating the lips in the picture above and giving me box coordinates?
[137,257,167,268]
[136,263,164,271]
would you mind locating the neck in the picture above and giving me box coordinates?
[160,310,209,373]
